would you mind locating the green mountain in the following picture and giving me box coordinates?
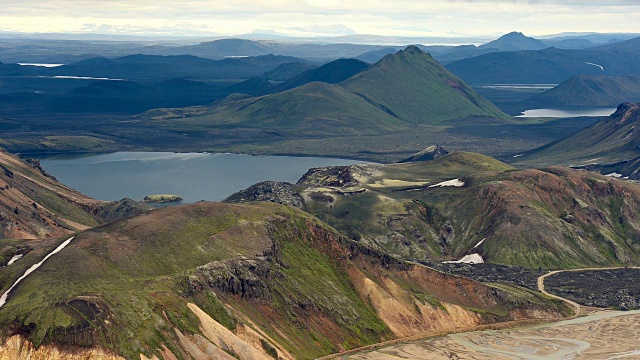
[341,46,510,124]
[527,75,640,107]
[147,46,511,136]
[228,151,640,269]
[174,82,402,135]
[0,201,568,359]
[517,103,640,167]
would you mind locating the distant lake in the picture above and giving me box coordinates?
[517,108,616,118]
[40,152,366,203]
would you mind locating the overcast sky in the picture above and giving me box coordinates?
[1,0,639,37]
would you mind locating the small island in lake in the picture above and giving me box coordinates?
[143,194,183,203]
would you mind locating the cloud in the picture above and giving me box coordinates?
[0,1,638,37]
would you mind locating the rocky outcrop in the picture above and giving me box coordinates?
[224,181,304,208]
[193,257,274,301]
[399,145,449,163]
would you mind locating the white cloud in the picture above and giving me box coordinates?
[0,1,638,37]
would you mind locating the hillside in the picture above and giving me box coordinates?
[228,152,640,269]
[0,149,150,240]
[0,201,568,359]
[270,58,369,93]
[527,75,640,107]
[341,46,509,123]
[517,103,640,167]
[145,46,511,136]
[479,32,549,51]
[261,62,317,81]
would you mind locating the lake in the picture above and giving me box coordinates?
[40,152,367,203]
[517,107,617,118]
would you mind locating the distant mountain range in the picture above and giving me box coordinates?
[446,35,640,84]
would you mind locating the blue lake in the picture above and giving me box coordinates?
[40,152,366,203]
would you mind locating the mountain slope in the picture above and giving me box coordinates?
[0,149,150,240]
[527,75,640,107]
[340,46,510,123]
[518,103,640,166]
[480,32,549,51]
[157,82,402,135]
[261,62,317,81]
[270,58,369,93]
[228,152,640,269]
[0,201,568,359]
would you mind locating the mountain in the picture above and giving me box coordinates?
[0,200,568,359]
[0,149,149,240]
[447,37,640,85]
[480,32,549,51]
[145,46,511,136]
[341,46,509,123]
[526,75,640,107]
[261,61,317,81]
[228,151,640,269]
[517,103,640,167]
[547,38,595,50]
[270,58,369,93]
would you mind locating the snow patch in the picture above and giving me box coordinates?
[605,173,623,178]
[5,254,23,267]
[513,154,524,158]
[473,238,486,249]
[0,236,74,308]
[584,62,604,71]
[429,178,465,188]
[443,253,484,264]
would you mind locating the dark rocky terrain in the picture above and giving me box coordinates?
[545,268,640,310]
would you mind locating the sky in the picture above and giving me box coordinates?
[1,0,639,38]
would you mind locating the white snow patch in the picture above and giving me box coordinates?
[0,236,74,308]
[584,62,604,71]
[605,173,623,178]
[473,238,486,249]
[513,154,524,158]
[5,254,23,267]
[443,253,484,264]
[429,178,465,188]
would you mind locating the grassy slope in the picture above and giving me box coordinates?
[341,46,510,124]
[528,75,640,107]
[0,201,568,359]
[152,82,404,136]
[295,152,640,269]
